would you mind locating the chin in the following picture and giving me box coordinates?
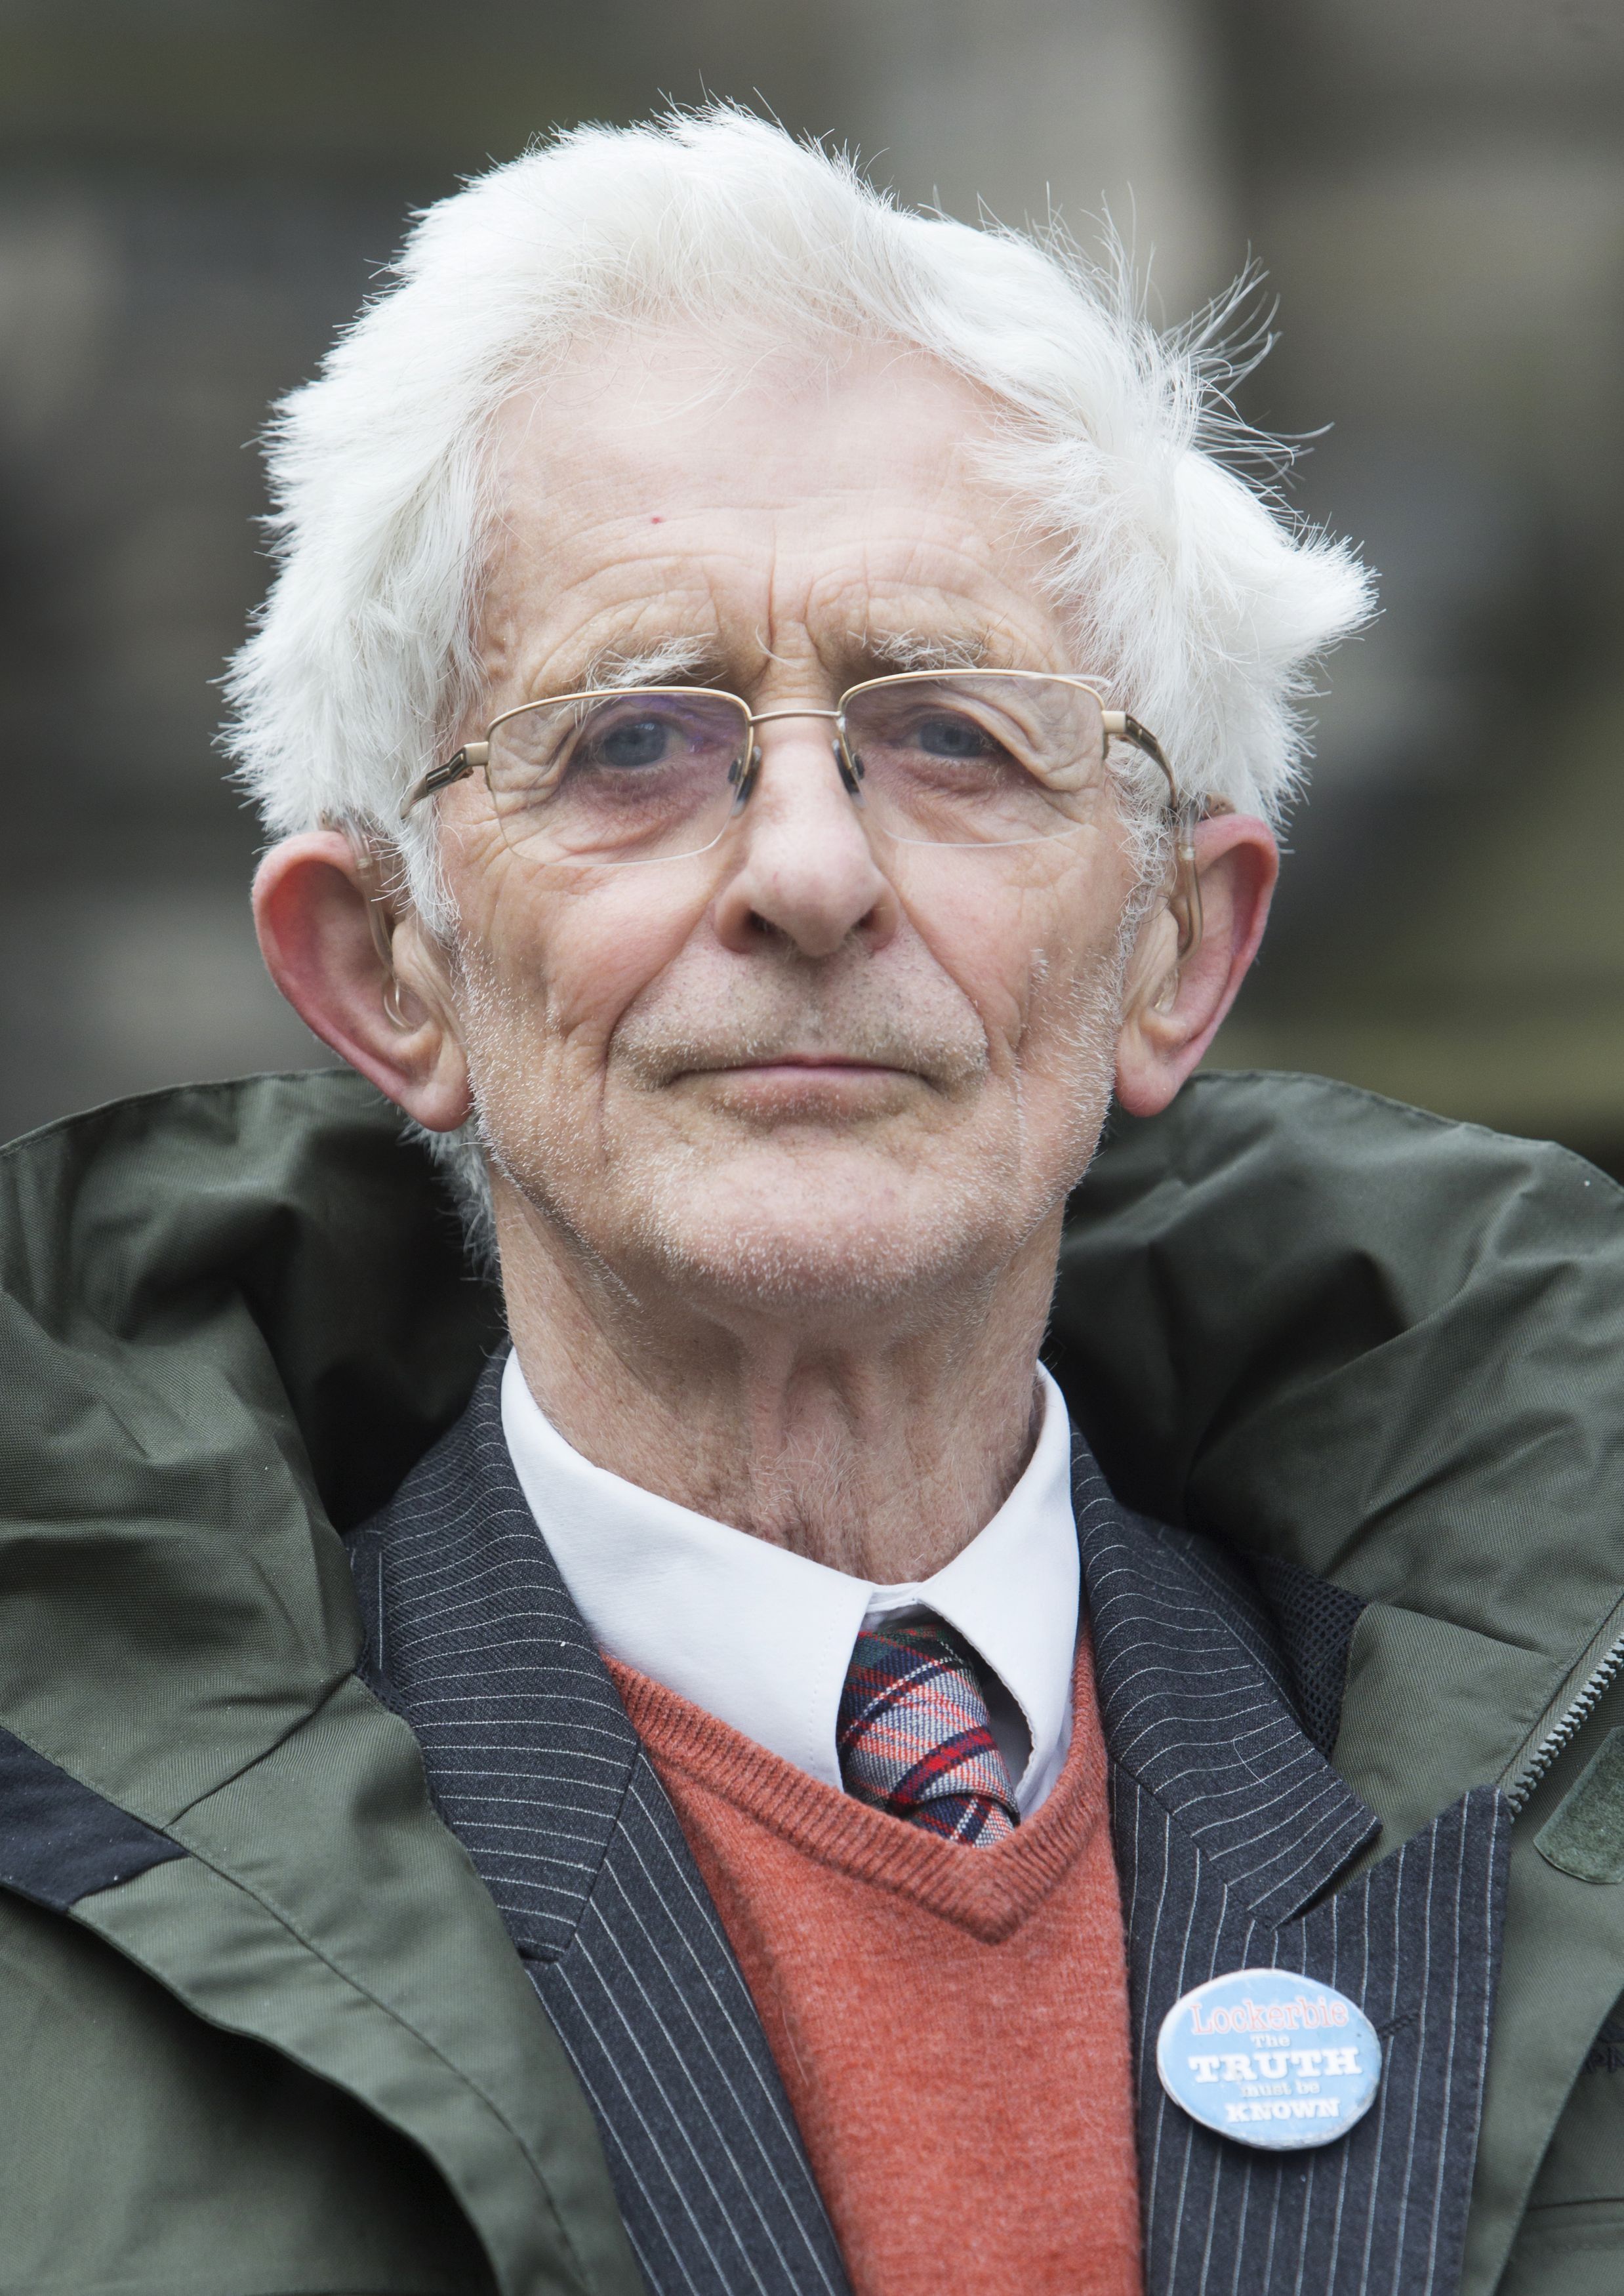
[639,1221,963,1317]
[621,1149,1022,1319]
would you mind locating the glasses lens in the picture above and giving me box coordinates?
[485,689,752,865]
[840,674,1108,847]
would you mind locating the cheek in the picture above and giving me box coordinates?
[453,854,710,1069]
[1019,933,1126,1080]
[901,850,1121,1075]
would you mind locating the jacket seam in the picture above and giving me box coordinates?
[525,1736,644,1969]
[163,1668,361,1831]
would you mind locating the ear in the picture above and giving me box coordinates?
[251,831,473,1132]
[1114,813,1278,1118]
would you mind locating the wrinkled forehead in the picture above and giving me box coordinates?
[477,325,1072,695]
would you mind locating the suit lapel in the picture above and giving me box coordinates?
[354,1358,850,2296]
[1077,1452,1511,2296]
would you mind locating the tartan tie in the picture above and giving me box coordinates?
[836,1616,1019,1847]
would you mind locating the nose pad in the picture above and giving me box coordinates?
[834,734,865,801]
[729,743,762,809]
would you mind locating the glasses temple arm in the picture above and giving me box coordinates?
[400,740,490,822]
[1100,710,1203,966]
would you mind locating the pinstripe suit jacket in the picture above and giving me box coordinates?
[350,1359,1509,2296]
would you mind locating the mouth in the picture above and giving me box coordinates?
[716,1052,897,1072]
[680,1050,911,1079]
[614,1014,988,1099]
[670,1050,922,1108]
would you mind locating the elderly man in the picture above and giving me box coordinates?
[5,108,1624,2296]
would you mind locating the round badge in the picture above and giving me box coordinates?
[1156,1969,1382,2151]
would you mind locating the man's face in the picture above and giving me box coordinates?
[430,333,1147,1330]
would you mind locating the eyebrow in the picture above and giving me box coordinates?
[540,619,1016,702]
[857,626,1005,676]
[576,637,719,691]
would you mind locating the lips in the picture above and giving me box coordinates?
[708,1053,896,1073]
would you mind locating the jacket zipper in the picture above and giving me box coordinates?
[1504,1605,1624,1814]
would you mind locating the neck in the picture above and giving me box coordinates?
[495,1196,1061,1584]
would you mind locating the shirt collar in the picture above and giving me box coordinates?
[499,1350,1080,1813]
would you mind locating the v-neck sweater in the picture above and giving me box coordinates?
[609,1634,1142,2296]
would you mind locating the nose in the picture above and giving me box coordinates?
[711,712,901,960]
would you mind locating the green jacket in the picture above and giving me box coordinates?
[3,1067,1624,2295]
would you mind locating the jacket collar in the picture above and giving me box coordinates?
[1074,1443,1381,1924]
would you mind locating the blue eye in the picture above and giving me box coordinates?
[588,714,674,771]
[912,712,999,760]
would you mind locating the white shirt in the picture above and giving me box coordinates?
[500,1351,1080,1816]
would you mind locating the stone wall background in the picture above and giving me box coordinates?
[2,0,1620,1158]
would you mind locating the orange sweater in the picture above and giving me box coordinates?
[610,1637,1142,2296]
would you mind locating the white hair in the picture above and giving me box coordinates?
[226,104,1371,903]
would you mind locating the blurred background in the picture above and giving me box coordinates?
[2,0,1621,1161]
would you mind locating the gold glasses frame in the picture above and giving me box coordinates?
[401,670,1202,960]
